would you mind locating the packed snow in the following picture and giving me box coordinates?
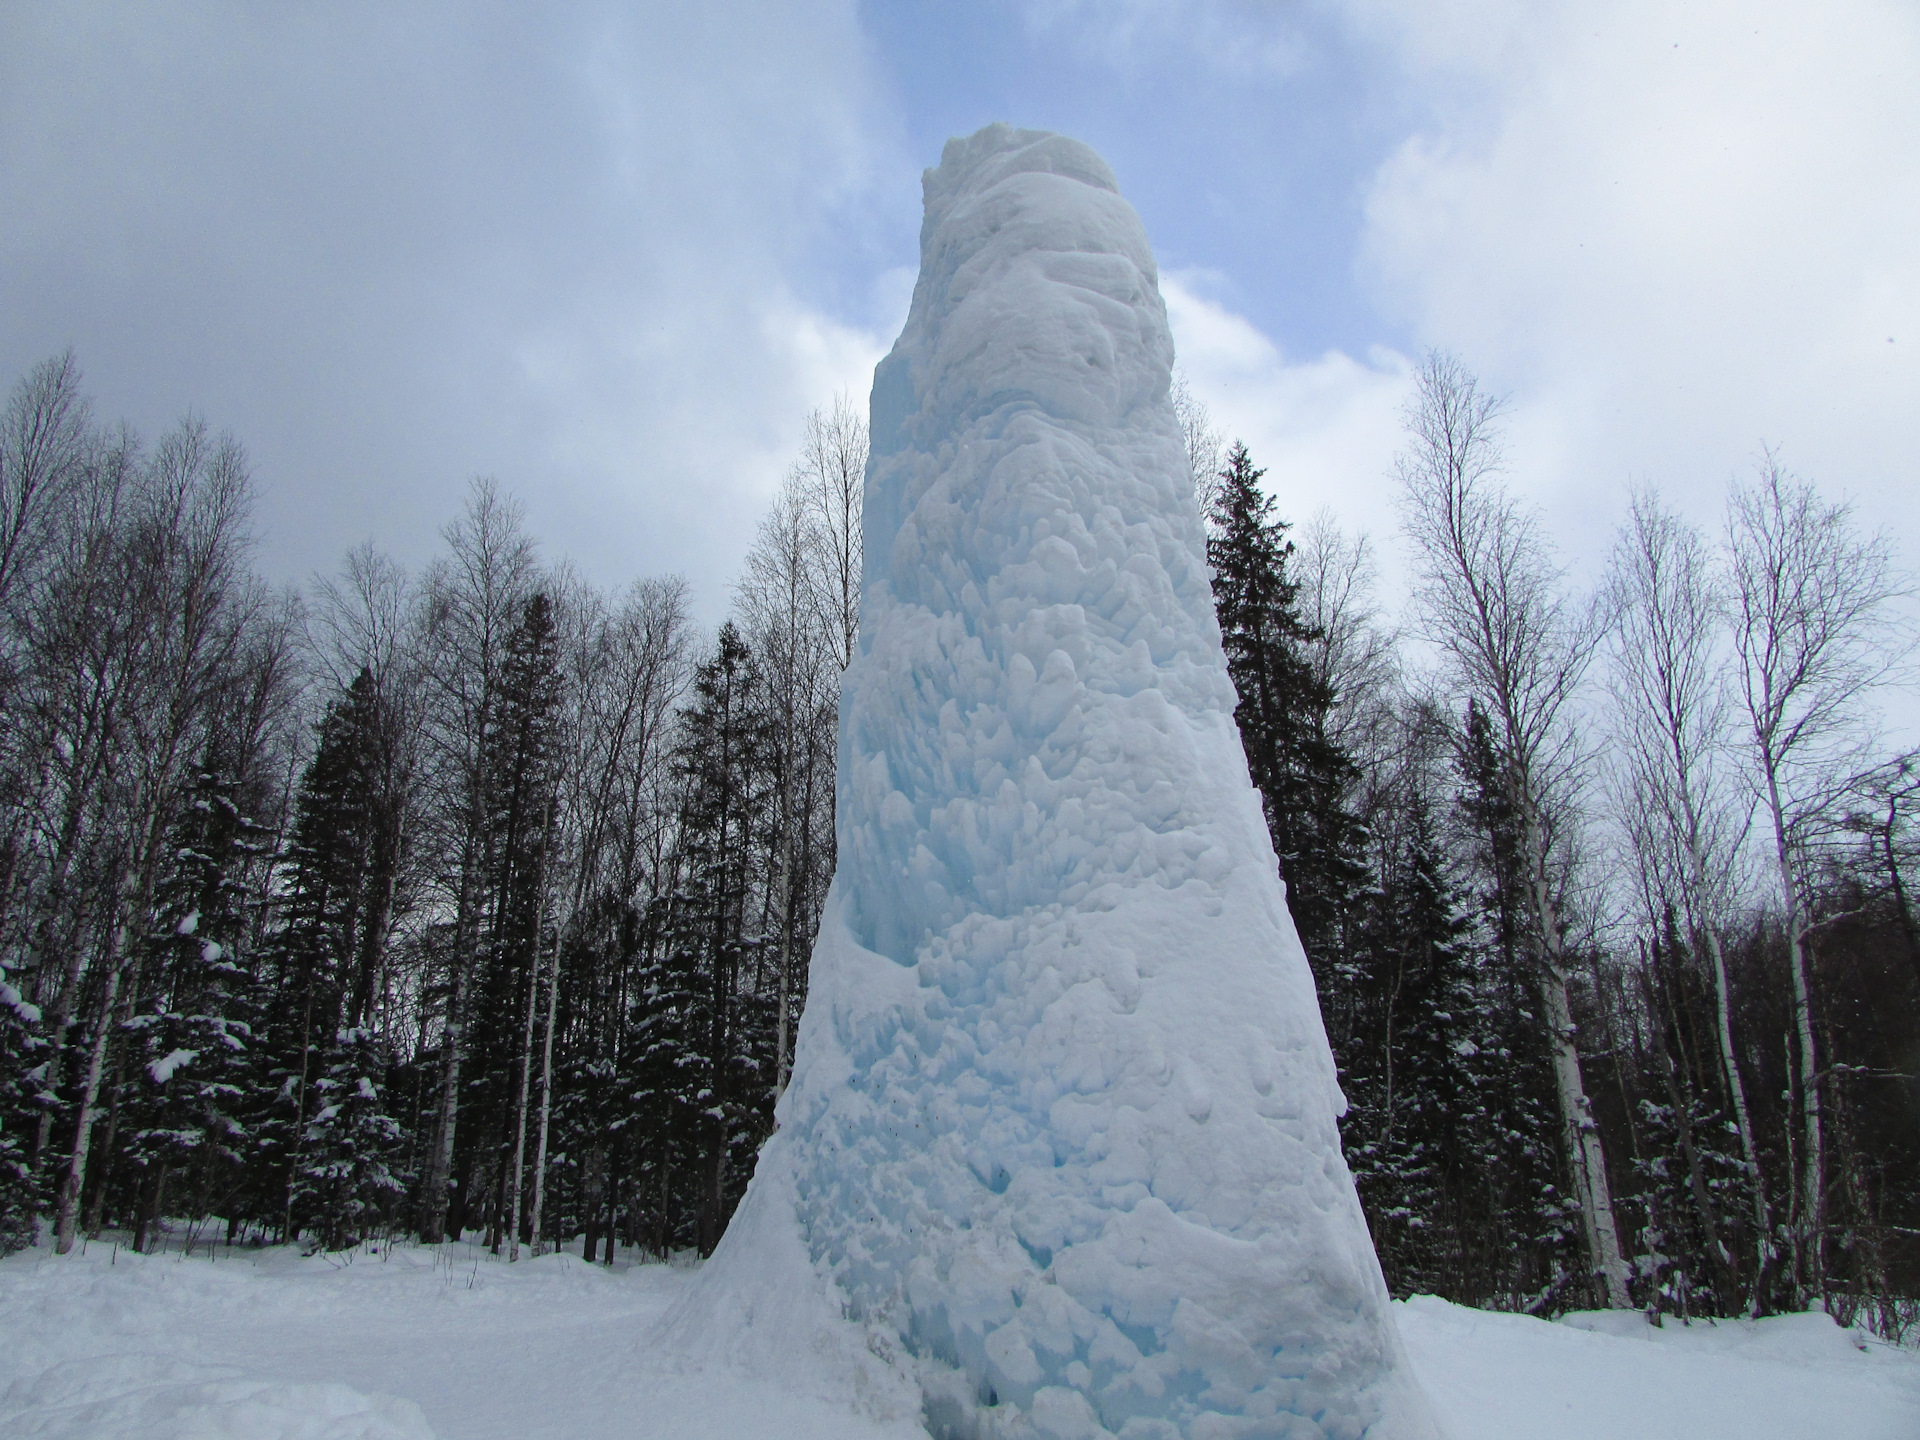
[677,122,1432,1439]
[4,1235,1916,1439]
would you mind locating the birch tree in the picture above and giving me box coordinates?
[1605,489,1774,1310]
[1397,351,1631,1308]
[415,480,536,1243]
[1724,452,1912,1302]
[51,418,257,1251]
[791,396,866,673]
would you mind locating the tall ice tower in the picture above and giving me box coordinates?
[687,123,1440,1440]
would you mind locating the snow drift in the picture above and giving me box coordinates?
[680,123,1438,1440]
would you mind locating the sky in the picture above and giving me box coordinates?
[2,1,1915,652]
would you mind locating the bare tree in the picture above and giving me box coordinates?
[52,417,258,1251]
[1294,511,1400,768]
[1171,370,1223,516]
[1724,451,1914,1302]
[1604,488,1773,1309]
[1397,350,1631,1308]
[738,475,840,1100]
[15,429,143,1171]
[0,352,91,638]
[415,479,538,1244]
[791,396,866,673]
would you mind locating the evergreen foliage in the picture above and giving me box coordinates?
[122,767,267,1248]
[293,1025,406,1249]
[0,955,44,1254]
[629,623,778,1253]
[1206,442,1367,971]
[258,669,401,1241]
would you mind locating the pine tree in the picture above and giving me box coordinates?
[1455,701,1581,1310]
[0,954,45,1253]
[457,591,562,1250]
[259,671,391,1243]
[628,623,776,1253]
[121,766,268,1248]
[1206,442,1367,979]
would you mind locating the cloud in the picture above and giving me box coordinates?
[1020,0,1311,79]
[1164,272,1415,596]
[0,1,902,619]
[1350,0,1920,575]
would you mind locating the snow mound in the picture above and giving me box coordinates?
[655,1137,924,1426]
[1396,1295,1920,1440]
[683,123,1438,1440]
[3,1355,432,1440]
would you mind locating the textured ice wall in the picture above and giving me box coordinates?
[689,124,1438,1440]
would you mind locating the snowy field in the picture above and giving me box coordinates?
[2,1233,1915,1440]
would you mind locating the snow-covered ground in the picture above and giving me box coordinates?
[3,1233,1915,1439]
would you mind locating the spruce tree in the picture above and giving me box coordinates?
[0,954,44,1253]
[259,672,388,1242]
[294,1024,406,1250]
[1343,790,1488,1298]
[1455,701,1580,1309]
[122,766,268,1248]
[1206,443,1367,979]
[629,622,775,1253]
[459,591,563,1250]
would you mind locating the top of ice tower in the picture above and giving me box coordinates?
[866,125,1174,539]
[924,123,1122,216]
[850,125,1213,966]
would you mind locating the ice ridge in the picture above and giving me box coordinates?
[686,123,1440,1440]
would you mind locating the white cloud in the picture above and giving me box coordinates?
[1022,0,1310,78]
[0,2,904,622]
[1350,1,1920,579]
[1164,272,1416,599]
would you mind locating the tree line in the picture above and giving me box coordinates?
[1184,355,1917,1336]
[0,353,862,1265]
[0,349,1914,1342]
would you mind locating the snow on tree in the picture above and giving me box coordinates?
[294,1025,406,1250]
[123,766,267,1249]
[0,953,44,1255]
[676,124,1438,1440]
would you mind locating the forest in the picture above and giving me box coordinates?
[0,347,1913,1340]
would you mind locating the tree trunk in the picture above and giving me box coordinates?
[527,915,564,1256]
[82,989,135,1240]
[420,868,476,1245]
[281,969,317,1244]
[1703,922,1773,1311]
[26,788,92,1168]
[52,831,158,1256]
[1763,763,1823,1302]
[52,929,126,1253]
[141,1162,170,1254]
[507,843,552,1262]
[84,1090,121,1240]
[1524,808,1631,1308]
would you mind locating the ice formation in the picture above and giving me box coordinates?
[684,124,1439,1440]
